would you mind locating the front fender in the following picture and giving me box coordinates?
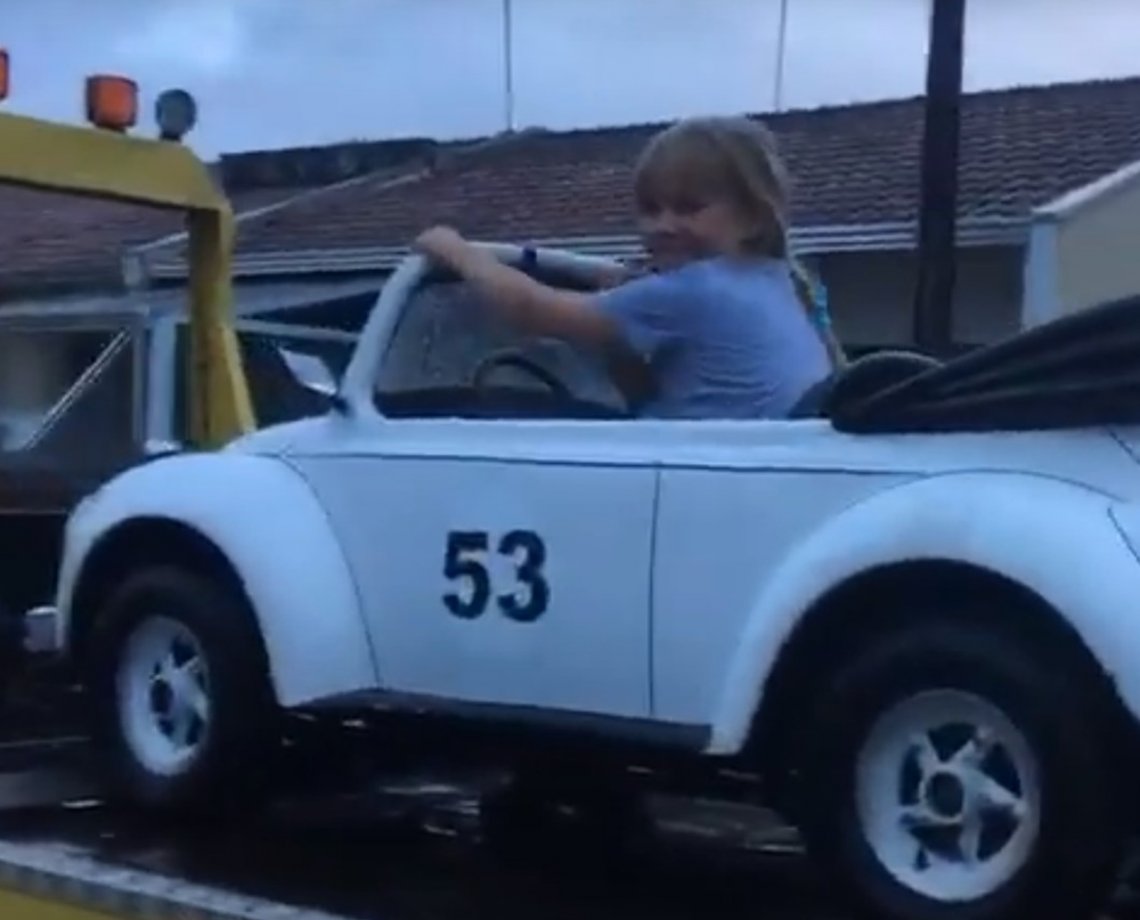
[709,472,1140,754]
[58,452,377,707]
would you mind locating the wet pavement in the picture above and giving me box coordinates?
[0,780,839,920]
[0,769,1137,919]
[0,684,1135,920]
[0,684,844,918]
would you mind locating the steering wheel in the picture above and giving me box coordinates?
[471,350,574,400]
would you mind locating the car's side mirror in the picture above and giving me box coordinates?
[278,347,337,398]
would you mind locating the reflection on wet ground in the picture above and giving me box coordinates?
[0,775,1137,919]
[0,783,842,920]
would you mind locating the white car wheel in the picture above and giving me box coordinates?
[89,565,277,814]
[117,615,212,778]
[855,688,1040,903]
[796,619,1124,920]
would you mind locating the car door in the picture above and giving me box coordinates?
[298,434,657,719]
[290,260,656,720]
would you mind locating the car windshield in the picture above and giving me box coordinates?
[374,278,621,407]
[0,326,134,460]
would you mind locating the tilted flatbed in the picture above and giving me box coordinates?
[0,739,350,918]
[0,839,352,920]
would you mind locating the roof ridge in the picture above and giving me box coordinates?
[505,74,1140,141]
[203,75,1140,163]
[127,125,535,264]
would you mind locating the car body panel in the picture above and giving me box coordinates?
[57,452,377,707]
[291,450,657,717]
[706,471,1140,752]
[226,410,1140,751]
[650,467,913,726]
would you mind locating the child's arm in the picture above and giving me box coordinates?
[416,227,681,408]
[417,226,684,354]
[415,227,621,346]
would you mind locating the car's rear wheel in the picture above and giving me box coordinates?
[795,619,1124,920]
[87,565,278,816]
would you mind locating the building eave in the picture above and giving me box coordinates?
[135,216,1029,283]
[1033,156,1140,222]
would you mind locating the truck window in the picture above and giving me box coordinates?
[0,329,132,456]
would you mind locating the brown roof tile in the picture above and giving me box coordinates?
[157,75,1140,267]
[9,75,1140,292]
[0,183,312,297]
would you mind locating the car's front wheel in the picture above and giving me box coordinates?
[87,565,278,816]
[796,619,1124,920]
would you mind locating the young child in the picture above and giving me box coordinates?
[415,115,840,419]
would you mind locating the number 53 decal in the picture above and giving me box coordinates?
[443,529,550,622]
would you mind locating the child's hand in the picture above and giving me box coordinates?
[414,226,469,268]
[594,260,648,290]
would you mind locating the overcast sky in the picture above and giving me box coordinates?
[4,0,1139,157]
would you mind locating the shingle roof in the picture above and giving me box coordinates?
[0,133,443,296]
[141,75,1140,274]
[8,75,1140,292]
[0,184,310,297]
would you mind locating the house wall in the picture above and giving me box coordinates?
[1051,178,1140,315]
[817,245,1024,348]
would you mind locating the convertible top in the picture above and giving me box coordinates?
[828,293,1140,434]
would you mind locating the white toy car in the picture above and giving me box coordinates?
[47,245,1140,920]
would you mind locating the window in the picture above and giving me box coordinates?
[0,328,133,456]
[36,335,136,462]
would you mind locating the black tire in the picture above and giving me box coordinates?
[795,619,1124,920]
[86,565,279,816]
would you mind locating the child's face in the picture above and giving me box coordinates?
[637,196,751,271]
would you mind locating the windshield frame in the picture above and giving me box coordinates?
[342,245,616,418]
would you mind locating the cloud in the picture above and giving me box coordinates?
[111,0,252,79]
[7,0,1140,157]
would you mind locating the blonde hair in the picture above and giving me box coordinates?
[790,259,848,369]
[633,115,845,368]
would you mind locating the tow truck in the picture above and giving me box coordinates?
[0,54,358,674]
[0,51,373,920]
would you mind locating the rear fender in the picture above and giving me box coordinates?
[58,452,376,707]
[709,473,1140,754]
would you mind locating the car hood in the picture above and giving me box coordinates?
[224,417,328,455]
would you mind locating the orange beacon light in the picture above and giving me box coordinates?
[0,49,9,102]
[85,74,138,131]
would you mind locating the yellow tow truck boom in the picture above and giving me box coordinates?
[0,51,253,448]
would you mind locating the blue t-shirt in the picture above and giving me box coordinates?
[596,257,831,419]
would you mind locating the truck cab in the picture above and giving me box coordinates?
[0,299,355,641]
[0,53,336,659]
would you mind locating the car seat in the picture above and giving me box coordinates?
[788,350,941,419]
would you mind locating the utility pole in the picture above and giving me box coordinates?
[502,0,516,132]
[912,0,966,354]
[773,0,790,111]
